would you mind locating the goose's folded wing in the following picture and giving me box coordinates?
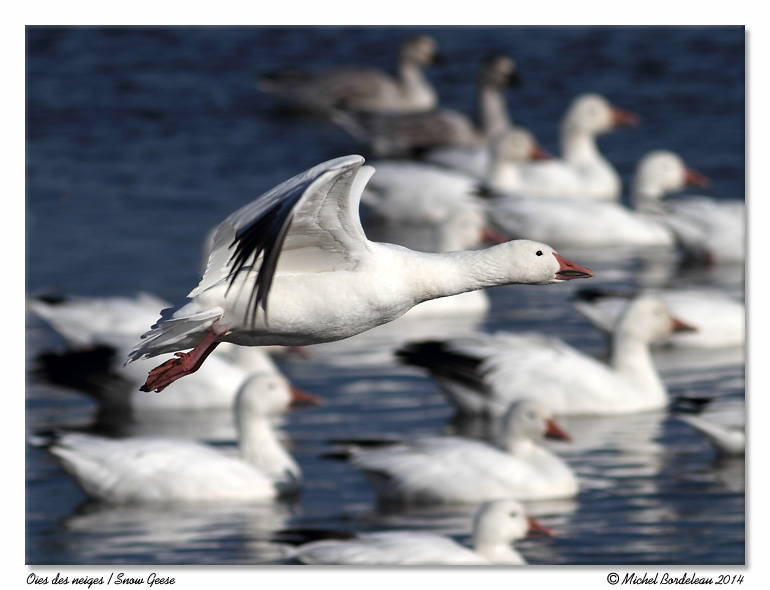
[190,155,372,315]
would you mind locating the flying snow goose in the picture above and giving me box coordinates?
[44,374,320,503]
[574,287,744,349]
[126,155,593,393]
[257,35,441,116]
[631,150,744,264]
[345,399,577,504]
[397,295,695,417]
[286,499,552,565]
[28,294,295,410]
[332,55,520,158]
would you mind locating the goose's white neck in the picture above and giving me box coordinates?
[486,156,524,193]
[500,433,538,456]
[630,182,669,214]
[561,128,604,165]
[472,537,525,565]
[238,415,300,486]
[394,245,522,304]
[610,330,667,408]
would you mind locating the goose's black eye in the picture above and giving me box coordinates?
[536,250,543,256]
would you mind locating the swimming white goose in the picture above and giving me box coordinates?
[288,499,552,565]
[485,147,711,249]
[28,293,293,410]
[511,93,639,201]
[632,150,745,264]
[257,35,441,116]
[397,295,695,417]
[126,155,593,393]
[346,399,577,504]
[573,287,745,349]
[487,194,677,249]
[45,373,320,503]
[332,55,520,158]
[678,397,745,456]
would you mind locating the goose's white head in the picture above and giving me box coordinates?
[615,295,698,344]
[472,499,554,550]
[499,240,593,285]
[632,150,711,204]
[492,128,551,166]
[563,93,639,137]
[441,205,490,251]
[500,399,572,446]
[235,373,321,426]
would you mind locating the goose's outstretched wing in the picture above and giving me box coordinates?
[190,155,373,320]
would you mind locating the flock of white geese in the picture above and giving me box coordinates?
[28,34,745,566]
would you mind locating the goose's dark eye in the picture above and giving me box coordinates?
[536,250,543,256]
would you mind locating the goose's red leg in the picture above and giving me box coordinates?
[140,330,223,393]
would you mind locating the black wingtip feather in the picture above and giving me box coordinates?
[573,287,633,303]
[396,340,493,396]
[35,345,134,404]
[225,199,296,326]
[273,528,358,546]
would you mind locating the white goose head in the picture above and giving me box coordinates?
[562,93,639,137]
[442,205,490,251]
[496,240,594,285]
[234,373,320,426]
[492,127,550,165]
[614,295,697,344]
[632,150,711,204]
[500,399,572,446]
[472,499,553,551]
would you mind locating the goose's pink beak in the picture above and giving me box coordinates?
[611,106,640,128]
[671,315,698,333]
[527,516,555,538]
[531,144,552,161]
[553,252,593,280]
[289,386,323,408]
[685,167,710,189]
[545,417,572,442]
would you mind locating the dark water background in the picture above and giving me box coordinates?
[25,25,747,575]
